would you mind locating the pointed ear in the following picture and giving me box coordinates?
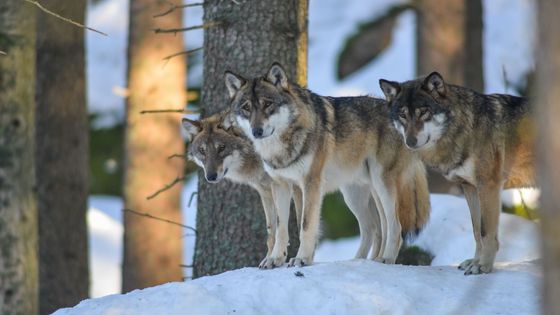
[224,71,246,99]
[422,72,446,96]
[379,79,401,102]
[266,62,289,89]
[182,118,201,142]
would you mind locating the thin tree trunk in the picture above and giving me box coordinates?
[35,1,89,312]
[415,0,483,194]
[122,0,186,291]
[0,1,39,314]
[193,0,308,278]
[535,0,560,313]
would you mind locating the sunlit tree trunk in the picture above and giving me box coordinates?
[193,0,308,277]
[122,0,186,291]
[0,1,38,314]
[35,1,89,312]
[535,0,560,313]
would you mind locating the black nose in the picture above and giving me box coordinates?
[252,127,264,138]
[406,137,417,148]
[206,173,218,182]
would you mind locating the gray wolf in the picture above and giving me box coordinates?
[379,72,535,274]
[224,63,430,267]
[182,111,386,267]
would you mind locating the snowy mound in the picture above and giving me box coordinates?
[55,259,541,315]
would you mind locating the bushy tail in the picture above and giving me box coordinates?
[397,161,431,241]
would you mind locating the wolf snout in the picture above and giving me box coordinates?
[252,127,264,138]
[206,172,218,182]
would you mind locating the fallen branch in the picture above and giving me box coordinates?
[0,51,6,56]
[154,21,221,34]
[163,47,203,61]
[24,0,108,36]
[140,109,186,114]
[153,2,203,18]
[146,176,186,200]
[168,153,186,160]
[123,208,196,233]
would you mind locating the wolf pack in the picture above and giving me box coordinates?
[182,63,535,275]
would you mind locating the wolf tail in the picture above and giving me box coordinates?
[397,160,431,241]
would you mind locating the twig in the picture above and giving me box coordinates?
[24,0,108,36]
[188,191,198,207]
[168,153,186,160]
[180,264,193,268]
[153,2,203,18]
[140,109,186,114]
[123,208,196,233]
[154,21,221,34]
[0,51,6,56]
[146,176,186,200]
[163,47,203,61]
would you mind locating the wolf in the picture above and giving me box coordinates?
[224,63,431,267]
[182,111,383,268]
[379,72,535,274]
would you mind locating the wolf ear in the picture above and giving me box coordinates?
[224,71,246,99]
[266,62,289,89]
[182,118,201,142]
[422,72,446,96]
[379,79,401,102]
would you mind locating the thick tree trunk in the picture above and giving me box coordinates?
[0,1,39,314]
[535,0,560,313]
[193,0,308,277]
[415,0,483,194]
[122,0,186,291]
[35,1,89,312]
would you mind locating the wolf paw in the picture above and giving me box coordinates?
[463,261,492,275]
[287,256,313,267]
[458,258,478,271]
[259,255,286,269]
[374,257,396,264]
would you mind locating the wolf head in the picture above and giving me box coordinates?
[379,72,449,150]
[224,63,295,140]
[182,113,244,183]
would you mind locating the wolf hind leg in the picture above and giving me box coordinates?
[340,184,380,259]
[373,181,401,264]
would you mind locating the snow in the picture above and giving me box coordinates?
[56,259,541,315]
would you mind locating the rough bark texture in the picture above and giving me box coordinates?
[0,1,39,314]
[415,0,483,194]
[35,1,89,312]
[122,0,186,291]
[193,0,308,277]
[535,0,560,313]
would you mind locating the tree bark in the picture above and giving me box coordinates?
[35,1,89,312]
[415,0,483,194]
[193,0,308,278]
[535,0,560,313]
[122,0,186,291]
[0,1,39,314]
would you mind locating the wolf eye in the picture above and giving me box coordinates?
[399,112,407,119]
[241,102,250,112]
[263,100,273,108]
[198,147,205,155]
[217,144,225,153]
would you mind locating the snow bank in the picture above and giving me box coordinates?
[56,259,541,315]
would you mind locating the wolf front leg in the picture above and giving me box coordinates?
[255,185,277,265]
[459,183,482,271]
[259,180,292,269]
[463,182,501,275]
[288,175,323,267]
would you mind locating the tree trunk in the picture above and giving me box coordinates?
[35,1,89,312]
[535,0,560,313]
[415,0,483,194]
[122,0,186,291]
[0,1,39,314]
[193,0,308,277]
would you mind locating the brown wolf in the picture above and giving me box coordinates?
[224,63,430,267]
[182,111,386,268]
[379,72,535,274]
